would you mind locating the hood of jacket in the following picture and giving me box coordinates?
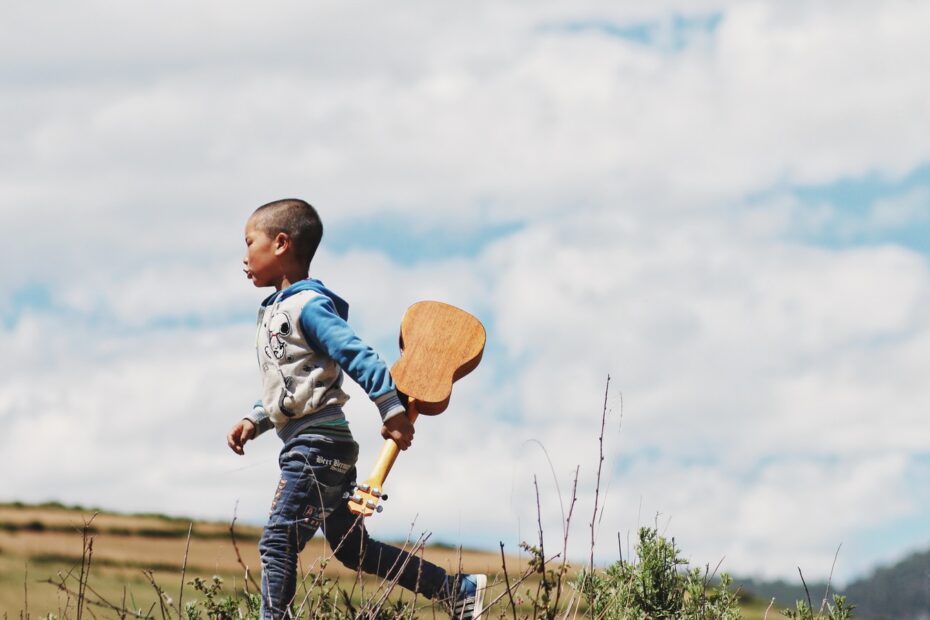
[261,278,349,320]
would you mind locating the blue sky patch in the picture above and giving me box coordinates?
[754,163,930,255]
[848,512,930,582]
[557,20,656,45]
[145,311,255,331]
[326,214,524,266]
[544,12,722,51]
[2,283,55,328]
[1,280,255,333]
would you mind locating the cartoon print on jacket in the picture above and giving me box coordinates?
[266,311,297,417]
[266,311,292,361]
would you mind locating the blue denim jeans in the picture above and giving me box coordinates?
[258,433,450,619]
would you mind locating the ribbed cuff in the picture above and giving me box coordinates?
[375,391,406,421]
[245,404,274,436]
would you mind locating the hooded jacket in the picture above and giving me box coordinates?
[246,278,405,441]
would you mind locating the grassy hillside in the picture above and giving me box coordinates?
[1,501,557,618]
[1,502,789,618]
[0,502,507,617]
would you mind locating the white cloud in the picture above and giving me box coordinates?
[3,0,930,587]
[6,1,930,233]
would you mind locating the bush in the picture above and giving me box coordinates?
[782,594,855,620]
[574,527,742,620]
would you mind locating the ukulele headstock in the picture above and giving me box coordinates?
[347,481,388,517]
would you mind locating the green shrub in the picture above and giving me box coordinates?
[782,594,855,620]
[574,527,741,620]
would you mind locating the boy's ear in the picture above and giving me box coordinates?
[273,232,291,256]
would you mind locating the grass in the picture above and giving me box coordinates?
[0,502,818,618]
[3,500,792,617]
[0,503,527,617]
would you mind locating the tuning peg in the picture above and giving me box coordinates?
[342,492,351,499]
[381,494,388,501]
[358,483,371,492]
[351,494,362,503]
[365,499,377,509]
[375,505,383,513]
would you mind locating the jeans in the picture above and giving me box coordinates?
[258,433,449,619]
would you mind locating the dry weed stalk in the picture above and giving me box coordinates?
[23,562,29,620]
[76,513,96,620]
[552,466,579,615]
[41,513,154,620]
[589,374,611,576]
[499,542,518,620]
[818,544,842,617]
[176,523,192,617]
[357,532,430,618]
[763,597,776,619]
[230,502,262,593]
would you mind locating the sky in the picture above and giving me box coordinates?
[2,0,930,586]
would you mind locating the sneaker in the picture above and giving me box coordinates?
[450,573,487,619]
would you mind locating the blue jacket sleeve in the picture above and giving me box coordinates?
[299,295,405,421]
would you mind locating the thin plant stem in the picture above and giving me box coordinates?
[590,375,611,574]
[41,579,151,619]
[142,569,169,620]
[553,466,579,615]
[819,543,842,616]
[499,542,518,620]
[763,597,775,620]
[520,439,567,539]
[533,475,545,619]
[482,555,557,616]
[177,522,193,617]
[77,513,99,620]
[364,533,430,617]
[293,513,381,615]
[412,531,425,616]
[229,505,262,593]
[22,562,28,620]
[798,567,814,620]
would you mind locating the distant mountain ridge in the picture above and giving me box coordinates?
[737,547,930,620]
[843,547,930,620]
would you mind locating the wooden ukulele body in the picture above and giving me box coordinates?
[347,301,485,517]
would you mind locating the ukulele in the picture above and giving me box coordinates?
[347,301,486,517]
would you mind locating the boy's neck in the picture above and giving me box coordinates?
[276,270,310,291]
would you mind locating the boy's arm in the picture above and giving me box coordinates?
[227,401,273,455]
[299,296,406,422]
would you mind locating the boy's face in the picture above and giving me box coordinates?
[243,216,284,288]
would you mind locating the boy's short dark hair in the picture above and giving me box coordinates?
[253,198,323,269]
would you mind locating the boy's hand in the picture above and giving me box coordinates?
[382,414,415,450]
[227,419,256,455]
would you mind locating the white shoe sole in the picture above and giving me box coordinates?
[452,574,488,620]
[472,574,487,619]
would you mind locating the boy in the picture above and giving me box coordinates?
[226,199,486,620]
